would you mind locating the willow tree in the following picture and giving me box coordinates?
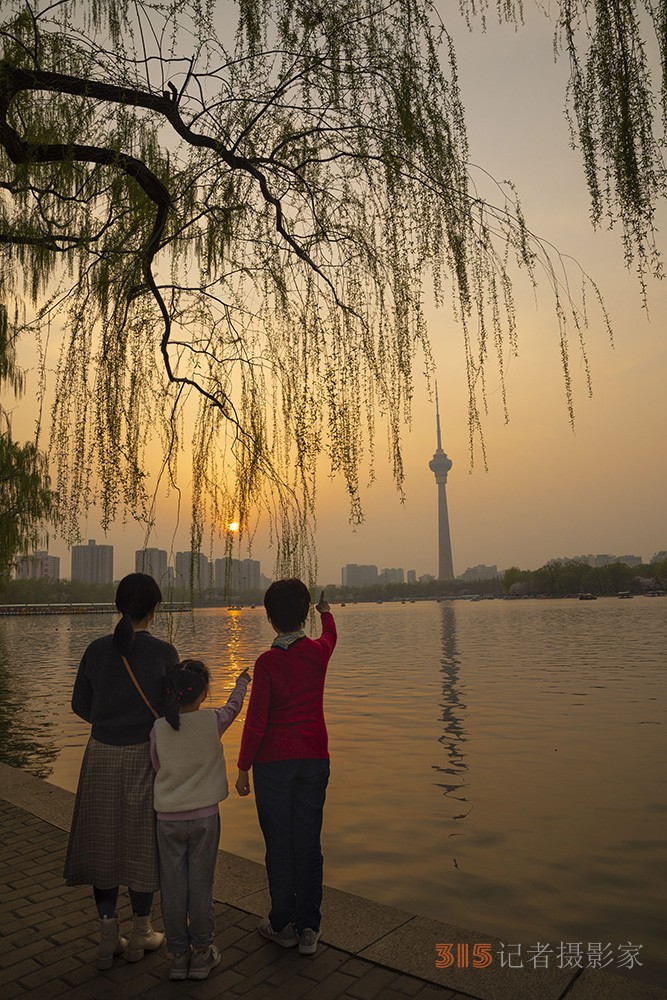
[0,305,56,578]
[1,1,665,576]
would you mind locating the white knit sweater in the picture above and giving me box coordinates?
[153,710,229,813]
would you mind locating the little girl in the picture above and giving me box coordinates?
[150,659,250,981]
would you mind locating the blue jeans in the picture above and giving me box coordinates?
[253,758,330,934]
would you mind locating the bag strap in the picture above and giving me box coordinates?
[121,655,159,719]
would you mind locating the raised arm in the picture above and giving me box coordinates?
[215,669,251,735]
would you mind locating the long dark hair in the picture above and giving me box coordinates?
[113,573,162,655]
[164,660,210,731]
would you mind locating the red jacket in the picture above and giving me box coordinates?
[237,612,336,770]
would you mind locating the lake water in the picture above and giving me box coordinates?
[1,599,665,986]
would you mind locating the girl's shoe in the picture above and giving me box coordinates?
[188,944,221,980]
[169,951,190,980]
[257,918,298,948]
[127,915,165,962]
[97,915,128,970]
[298,928,321,955]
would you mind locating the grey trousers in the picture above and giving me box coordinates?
[157,813,220,954]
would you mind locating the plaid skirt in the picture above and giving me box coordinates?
[63,737,159,892]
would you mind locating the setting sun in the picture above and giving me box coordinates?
[228,521,240,532]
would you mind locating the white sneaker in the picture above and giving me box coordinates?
[258,918,298,948]
[188,944,220,980]
[299,928,320,955]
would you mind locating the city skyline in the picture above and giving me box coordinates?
[14,540,662,589]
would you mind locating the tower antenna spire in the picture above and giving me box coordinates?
[429,382,454,579]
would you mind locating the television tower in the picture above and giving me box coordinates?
[428,384,454,579]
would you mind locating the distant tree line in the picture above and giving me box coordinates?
[500,560,667,598]
[322,559,667,600]
[2,559,665,606]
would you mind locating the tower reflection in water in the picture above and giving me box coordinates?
[432,604,471,832]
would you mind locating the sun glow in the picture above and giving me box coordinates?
[228,521,240,533]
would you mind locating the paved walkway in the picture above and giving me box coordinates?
[1,764,664,1000]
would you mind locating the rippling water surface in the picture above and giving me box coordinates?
[1,599,665,985]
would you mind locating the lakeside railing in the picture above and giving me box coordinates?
[0,603,192,616]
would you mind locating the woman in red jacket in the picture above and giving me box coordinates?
[236,580,336,956]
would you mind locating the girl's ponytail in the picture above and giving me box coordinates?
[164,661,209,731]
[113,612,134,656]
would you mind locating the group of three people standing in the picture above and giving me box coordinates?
[63,572,336,981]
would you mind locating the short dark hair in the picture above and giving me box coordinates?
[264,579,311,632]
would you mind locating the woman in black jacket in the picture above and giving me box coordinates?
[64,573,179,969]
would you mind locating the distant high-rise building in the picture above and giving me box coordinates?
[379,567,404,584]
[71,539,113,584]
[135,548,168,583]
[259,572,273,592]
[651,551,667,564]
[564,553,642,568]
[419,573,435,584]
[407,569,417,584]
[341,564,378,587]
[428,384,454,580]
[458,564,498,582]
[15,550,60,581]
[214,557,261,593]
[174,551,211,590]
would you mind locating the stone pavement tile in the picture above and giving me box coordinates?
[299,945,349,982]
[213,848,268,903]
[393,973,431,995]
[0,761,74,832]
[359,916,577,1000]
[0,936,49,968]
[302,971,359,1000]
[216,944,247,970]
[215,922,249,950]
[258,972,321,1000]
[238,884,413,956]
[229,939,279,976]
[339,957,377,978]
[230,984,274,999]
[133,978,201,999]
[384,992,453,1000]
[0,956,42,987]
[414,987,461,998]
[562,969,667,999]
[203,967,246,994]
[347,966,402,998]
[231,965,280,995]
[23,978,73,999]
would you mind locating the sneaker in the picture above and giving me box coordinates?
[298,928,320,955]
[257,917,298,948]
[188,945,220,980]
[169,951,190,981]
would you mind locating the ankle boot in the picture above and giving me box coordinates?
[98,915,128,970]
[126,914,165,962]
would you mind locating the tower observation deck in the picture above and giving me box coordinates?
[428,385,454,580]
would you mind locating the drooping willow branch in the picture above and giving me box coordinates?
[0,61,345,424]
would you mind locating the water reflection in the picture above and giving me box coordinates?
[0,626,59,778]
[432,604,471,822]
